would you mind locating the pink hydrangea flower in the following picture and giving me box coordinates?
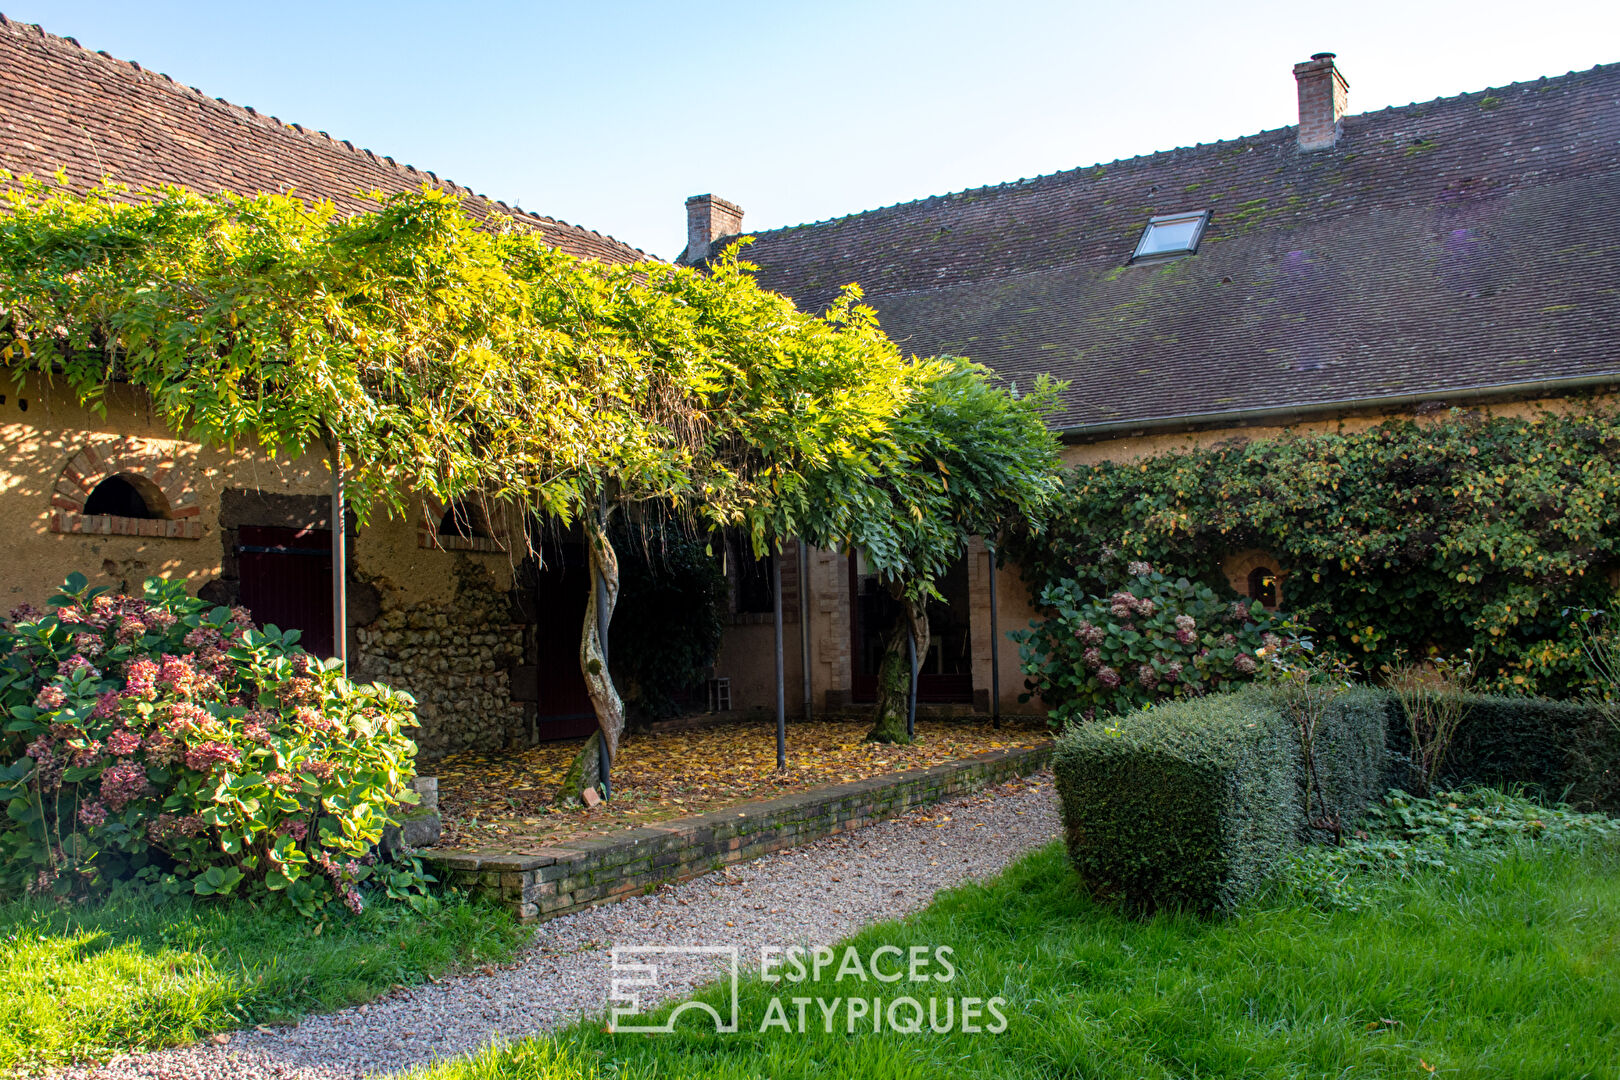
[146,609,178,632]
[57,653,100,678]
[105,729,143,756]
[1174,615,1196,633]
[92,691,123,720]
[1233,653,1258,675]
[1136,664,1159,688]
[100,760,150,810]
[1082,646,1102,670]
[34,685,67,710]
[78,800,108,828]
[276,818,308,840]
[1126,560,1154,577]
[1096,666,1121,689]
[124,658,160,700]
[183,740,240,773]
[116,618,148,643]
[72,632,105,657]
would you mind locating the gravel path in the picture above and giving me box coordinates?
[58,774,1059,1080]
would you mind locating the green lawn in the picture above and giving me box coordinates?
[417,839,1620,1080]
[0,893,523,1070]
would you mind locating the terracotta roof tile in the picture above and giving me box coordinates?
[0,13,648,266]
[733,64,1620,431]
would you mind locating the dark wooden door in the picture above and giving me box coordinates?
[237,525,335,657]
[532,543,598,739]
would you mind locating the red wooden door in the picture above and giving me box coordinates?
[237,525,335,657]
[532,544,598,739]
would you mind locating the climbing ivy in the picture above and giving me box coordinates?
[1007,410,1620,696]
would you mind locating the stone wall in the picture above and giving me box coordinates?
[426,743,1051,921]
[355,559,525,759]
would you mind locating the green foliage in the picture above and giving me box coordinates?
[1007,409,1620,696]
[1013,557,1280,724]
[1051,692,1300,914]
[414,840,1620,1080]
[1387,691,1620,812]
[1052,686,1390,914]
[610,524,728,720]
[0,890,521,1070]
[1275,788,1620,912]
[0,575,425,914]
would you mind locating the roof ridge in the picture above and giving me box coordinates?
[0,11,652,260]
[740,60,1619,240]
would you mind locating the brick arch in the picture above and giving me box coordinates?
[1221,548,1283,610]
[418,493,508,553]
[50,437,202,539]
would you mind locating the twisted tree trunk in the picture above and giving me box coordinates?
[554,501,624,805]
[866,586,928,744]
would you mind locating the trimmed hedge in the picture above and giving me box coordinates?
[1385,694,1620,812]
[1053,686,1389,914]
[1056,686,1620,915]
[1053,693,1299,914]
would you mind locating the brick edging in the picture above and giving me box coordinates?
[422,742,1052,921]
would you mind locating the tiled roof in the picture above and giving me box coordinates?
[0,14,648,265]
[732,64,1620,433]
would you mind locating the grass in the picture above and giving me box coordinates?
[0,892,524,1071]
[415,839,1620,1079]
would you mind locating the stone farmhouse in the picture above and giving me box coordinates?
[687,52,1620,717]
[2,12,1617,744]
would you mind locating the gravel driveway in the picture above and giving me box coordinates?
[57,773,1059,1080]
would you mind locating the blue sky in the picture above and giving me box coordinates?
[8,1,1618,259]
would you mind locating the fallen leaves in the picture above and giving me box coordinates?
[435,718,1048,850]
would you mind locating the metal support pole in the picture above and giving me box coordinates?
[330,442,347,666]
[906,623,918,740]
[798,539,813,722]
[988,543,1001,728]
[773,550,786,770]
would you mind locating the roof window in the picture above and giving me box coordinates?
[1132,210,1209,261]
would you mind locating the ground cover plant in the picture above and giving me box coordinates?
[1006,409,1620,696]
[435,719,1049,849]
[411,805,1620,1080]
[0,890,522,1071]
[1,575,425,914]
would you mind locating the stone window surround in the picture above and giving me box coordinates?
[1221,548,1284,611]
[49,437,202,540]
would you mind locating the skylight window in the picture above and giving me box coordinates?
[1132,210,1210,261]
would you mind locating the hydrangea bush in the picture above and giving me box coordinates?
[1013,559,1282,725]
[0,574,429,915]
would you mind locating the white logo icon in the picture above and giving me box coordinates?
[608,946,740,1033]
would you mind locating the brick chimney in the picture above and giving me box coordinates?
[1293,52,1349,151]
[681,194,744,264]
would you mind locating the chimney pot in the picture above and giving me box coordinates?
[682,194,744,264]
[1293,52,1350,151]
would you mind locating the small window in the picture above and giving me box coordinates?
[1247,566,1279,610]
[734,550,775,615]
[438,498,492,539]
[84,474,170,520]
[1132,210,1209,262]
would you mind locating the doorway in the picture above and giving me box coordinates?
[529,542,599,739]
[849,553,974,704]
[236,525,335,657]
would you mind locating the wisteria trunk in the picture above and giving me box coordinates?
[866,589,928,744]
[554,504,624,805]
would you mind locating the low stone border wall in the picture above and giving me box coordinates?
[422,743,1051,921]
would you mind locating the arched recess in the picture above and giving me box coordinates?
[50,437,201,539]
[418,494,507,553]
[1221,548,1284,611]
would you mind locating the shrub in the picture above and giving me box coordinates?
[1005,410,1620,696]
[1385,654,1476,796]
[1052,685,1389,914]
[1052,692,1299,914]
[0,574,427,915]
[1013,559,1281,725]
[1384,692,1620,812]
